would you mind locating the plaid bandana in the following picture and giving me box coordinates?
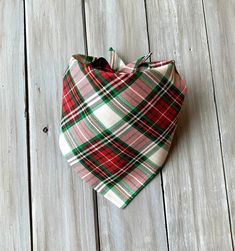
[59,47,187,208]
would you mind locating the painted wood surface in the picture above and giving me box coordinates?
[1,0,234,250]
[203,0,235,246]
[0,1,31,250]
[146,0,233,250]
[25,0,97,250]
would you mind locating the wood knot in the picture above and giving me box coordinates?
[43,126,48,133]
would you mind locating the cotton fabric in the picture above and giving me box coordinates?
[59,48,187,208]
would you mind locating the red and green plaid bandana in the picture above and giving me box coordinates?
[59,48,187,208]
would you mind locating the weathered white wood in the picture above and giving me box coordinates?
[203,0,235,245]
[0,0,31,250]
[1,0,233,250]
[84,0,168,250]
[146,0,233,250]
[25,0,98,250]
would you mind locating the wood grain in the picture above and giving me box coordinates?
[146,0,233,250]
[84,0,168,250]
[203,0,235,246]
[0,0,31,250]
[25,0,98,250]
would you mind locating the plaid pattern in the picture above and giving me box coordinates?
[59,47,187,208]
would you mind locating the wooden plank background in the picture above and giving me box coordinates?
[0,0,234,250]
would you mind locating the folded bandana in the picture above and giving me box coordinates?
[59,47,187,208]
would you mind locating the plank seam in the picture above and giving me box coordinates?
[23,0,33,250]
[160,171,170,251]
[81,0,101,250]
[201,0,235,249]
[82,0,88,56]
[144,0,151,59]
[144,0,170,250]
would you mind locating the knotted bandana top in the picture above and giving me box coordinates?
[59,47,187,208]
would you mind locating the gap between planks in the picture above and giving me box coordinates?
[81,0,101,250]
[23,0,33,250]
[144,0,170,249]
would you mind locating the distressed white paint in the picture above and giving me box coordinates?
[0,0,31,250]
[25,0,98,250]
[203,0,235,245]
